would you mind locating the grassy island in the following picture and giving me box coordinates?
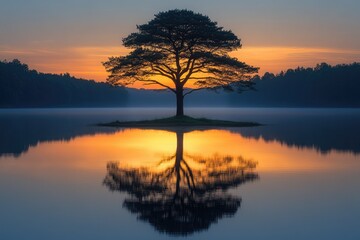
[98,115,260,128]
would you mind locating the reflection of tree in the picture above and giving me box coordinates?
[103,131,258,236]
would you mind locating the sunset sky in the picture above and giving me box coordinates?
[1,0,360,81]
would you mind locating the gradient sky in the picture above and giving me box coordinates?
[1,0,360,81]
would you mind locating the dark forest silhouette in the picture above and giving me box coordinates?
[0,59,127,107]
[104,9,258,116]
[1,59,359,108]
[230,62,360,107]
[103,130,258,235]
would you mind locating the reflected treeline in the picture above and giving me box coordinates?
[233,110,360,154]
[103,131,258,236]
[0,112,118,157]
[1,109,359,158]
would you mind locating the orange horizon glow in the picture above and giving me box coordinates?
[1,129,358,174]
[1,45,359,89]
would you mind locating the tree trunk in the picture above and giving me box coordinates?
[176,89,184,117]
[174,131,184,197]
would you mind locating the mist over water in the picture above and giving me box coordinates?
[1,107,359,157]
[0,108,359,239]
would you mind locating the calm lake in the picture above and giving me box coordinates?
[1,108,360,240]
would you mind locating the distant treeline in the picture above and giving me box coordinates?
[0,59,127,107]
[229,62,360,107]
[1,60,359,107]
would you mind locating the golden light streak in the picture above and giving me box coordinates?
[1,45,359,86]
[1,129,358,174]
[234,46,360,75]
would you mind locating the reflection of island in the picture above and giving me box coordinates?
[2,110,360,158]
[103,130,259,236]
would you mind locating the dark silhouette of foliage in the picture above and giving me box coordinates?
[103,130,258,235]
[230,62,360,107]
[103,9,258,116]
[0,59,128,107]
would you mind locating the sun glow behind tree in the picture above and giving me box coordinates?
[103,9,258,116]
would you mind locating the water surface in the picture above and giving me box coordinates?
[0,108,359,239]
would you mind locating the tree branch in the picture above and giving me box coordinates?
[181,58,197,86]
[152,66,175,80]
[138,79,176,93]
[183,87,208,97]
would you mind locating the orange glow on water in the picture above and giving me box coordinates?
[1,129,358,175]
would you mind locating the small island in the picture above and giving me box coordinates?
[98,115,260,128]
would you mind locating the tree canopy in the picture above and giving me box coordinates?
[104,9,258,116]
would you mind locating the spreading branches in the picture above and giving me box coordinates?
[103,9,258,96]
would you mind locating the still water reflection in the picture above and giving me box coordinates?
[104,130,258,235]
[0,108,360,239]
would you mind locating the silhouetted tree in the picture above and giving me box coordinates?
[103,9,258,116]
[103,130,258,235]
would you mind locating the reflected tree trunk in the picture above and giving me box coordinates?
[174,131,183,197]
[103,129,259,235]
